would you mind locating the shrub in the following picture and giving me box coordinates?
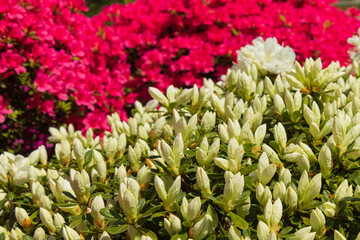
[1,37,360,239]
[1,0,360,154]
[0,0,131,153]
[96,0,360,93]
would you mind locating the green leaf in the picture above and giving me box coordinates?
[207,204,218,224]
[107,225,128,235]
[171,232,188,240]
[151,211,167,218]
[62,191,77,201]
[236,191,250,205]
[202,192,224,207]
[23,235,32,240]
[138,198,146,212]
[138,228,158,240]
[179,164,191,173]
[206,236,216,240]
[100,193,113,199]
[100,208,115,218]
[84,150,94,167]
[279,227,293,236]
[69,215,83,228]
[184,150,196,157]
[229,212,249,230]
[54,202,79,207]
[139,205,163,218]
[93,182,113,190]
[0,233,6,240]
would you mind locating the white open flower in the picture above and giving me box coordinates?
[235,37,296,74]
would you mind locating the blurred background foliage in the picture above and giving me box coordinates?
[85,0,133,16]
[336,0,360,8]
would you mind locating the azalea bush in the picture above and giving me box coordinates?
[1,0,360,154]
[2,37,360,239]
[0,0,131,153]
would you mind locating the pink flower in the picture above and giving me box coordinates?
[0,95,13,123]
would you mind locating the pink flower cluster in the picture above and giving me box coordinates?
[95,0,360,94]
[0,0,130,131]
[1,0,360,151]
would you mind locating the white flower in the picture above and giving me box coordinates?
[235,37,296,74]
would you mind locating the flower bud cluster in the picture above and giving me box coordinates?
[2,36,360,239]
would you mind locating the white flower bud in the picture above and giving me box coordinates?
[302,173,322,207]
[104,137,117,159]
[40,208,55,233]
[290,226,315,240]
[196,167,211,194]
[212,93,225,118]
[47,169,59,181]
[274,94,285,115]
[60,140,71,166]
[285,186,298,210]
[33,227,46,240]
[96,157,107,181]
[28,149,40,165]
[137,165,152,190]
[15,207,31,228]
[28,165,40,182]
[154,175,167,202]
[114,165,127,184]
[262,144,281,165]
[138,126,148,140]
[303,105,317,126]
[273,181,286,201]
[10,227,23,240]
[256,183,272,207]
[193,214,213,240]
[73,138,84,163]
[334,230,346,240]
[91,195,105,229]
[258,153,276,185]
[149,87,169,107]
[274,123,287,150]
[39,195,52,211]
[298,154,310,173]
[229,226,242,240]
[201,111,216,132]
[310,208,326,236]
[100,231,111,240]
[218,124,229,143]
[334,180,352,205]
[164,215,182,236]
[257,221,270,240]
[183,197,201,222]
[0,165,8,185]
[31,181,45,202]
[69,169,91,203]
[128,146,140,172]
[333,116,346,146]
[49,127,66,142]
[319,145,332,178]
[118,178,140,221]
[323,202,336,217]
[62,226,81,240]
[223,173,244,212]
[54,213,65,232]
[128,118,138,136]
[117,133,127,153]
